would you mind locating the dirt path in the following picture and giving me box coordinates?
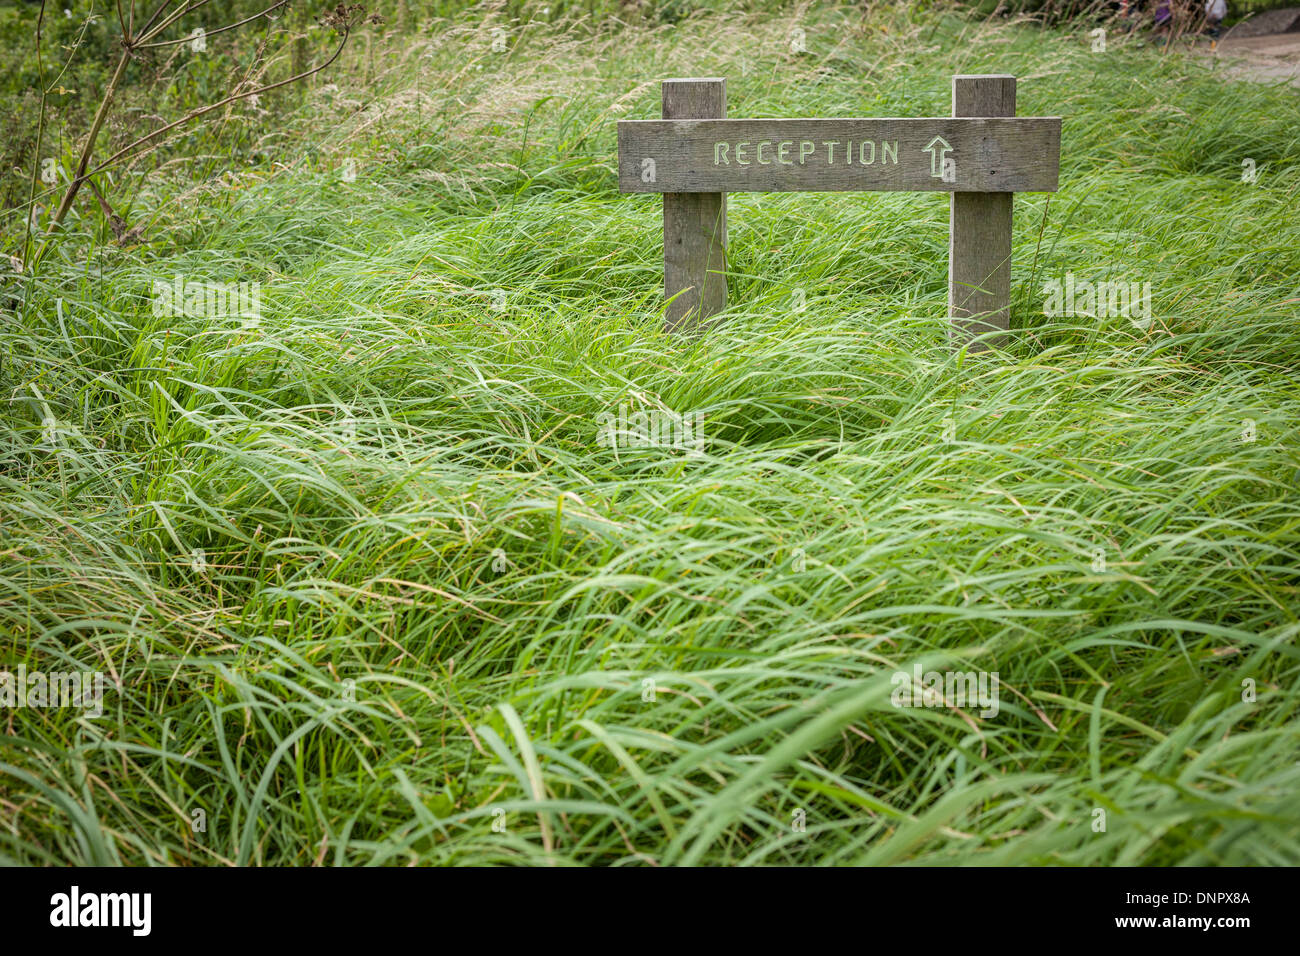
[1201,10,1300,84]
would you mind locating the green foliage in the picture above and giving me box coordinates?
[1,2,1298,865]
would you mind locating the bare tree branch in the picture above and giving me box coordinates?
[89,28,352,179]
[137,0,182,38]
[137,0,293,49]
[139,0,219,45]
[46,46,131,230]
[21,0,50,268]
[36,21,354,257]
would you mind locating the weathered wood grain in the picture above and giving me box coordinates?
[661,78,727,332]
[618,115,1060,193]
[949,75,1016,351]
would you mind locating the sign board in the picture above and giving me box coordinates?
[616,75,1062,348]
[618,117,1060,193]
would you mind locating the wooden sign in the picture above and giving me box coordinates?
[616,75,1062,348]
[618,118,1060,193]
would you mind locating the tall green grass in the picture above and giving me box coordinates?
[2,4,1298,865]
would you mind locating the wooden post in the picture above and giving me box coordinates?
[949,75,1015,351]
[619,74,1058,339]
[662,78,727,332]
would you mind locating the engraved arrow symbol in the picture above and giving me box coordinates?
[924,136,953,178]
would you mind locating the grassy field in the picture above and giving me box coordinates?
[2,3,1299,866]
